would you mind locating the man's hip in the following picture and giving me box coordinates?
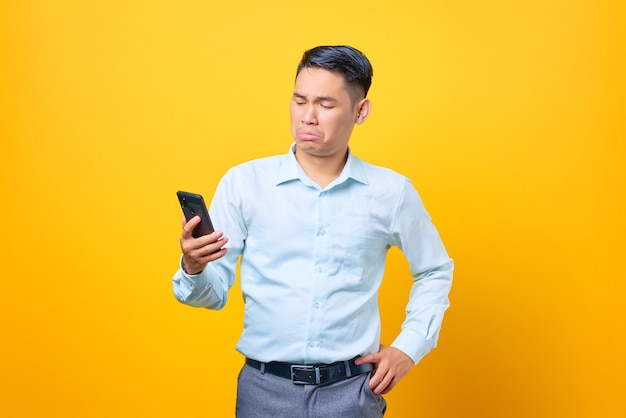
[236,360,386,418]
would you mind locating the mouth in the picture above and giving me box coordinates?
[296,130,321,141]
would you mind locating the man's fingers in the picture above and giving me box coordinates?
[359,345,413,394]
[380,378,398,395]
[369,368,390,395]
[191,235,228,257]
[181,231,226,253]
[369,366,400,395]
[179,213,229,275]
[181,236,228,275]
[354,354,376,365]
[202,247,228,263]
[181,215,201,237]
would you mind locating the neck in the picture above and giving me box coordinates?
[294,148,348,188]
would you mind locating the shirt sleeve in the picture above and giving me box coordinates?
[171,258,231,309]
[172,169,247,310]
[389,178,454,364]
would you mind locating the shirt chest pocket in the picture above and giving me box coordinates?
[340,234,389,290]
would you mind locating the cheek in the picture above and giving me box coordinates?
[323,115,352,137]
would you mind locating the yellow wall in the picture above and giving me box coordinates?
[1,1,624,417]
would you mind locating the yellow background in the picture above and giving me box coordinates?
[1,1,624,417]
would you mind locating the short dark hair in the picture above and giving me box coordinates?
[296,45,373,100]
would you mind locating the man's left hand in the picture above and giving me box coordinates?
[354,345,414,395]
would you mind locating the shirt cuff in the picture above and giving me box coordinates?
[391,328,435,365]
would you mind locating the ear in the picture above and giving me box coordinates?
[355,98,372,124]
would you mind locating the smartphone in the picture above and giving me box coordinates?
[177,191,215,238]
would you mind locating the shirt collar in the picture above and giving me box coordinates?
[276,143,368,187]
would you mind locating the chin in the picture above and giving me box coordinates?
[295,140,318,149]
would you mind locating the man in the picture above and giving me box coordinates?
[173,45,453,417]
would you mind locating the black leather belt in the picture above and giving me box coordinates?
[245,357,374,385]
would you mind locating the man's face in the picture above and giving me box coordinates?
[290,67,365,160]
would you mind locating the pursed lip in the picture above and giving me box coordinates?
[296,129,321,140]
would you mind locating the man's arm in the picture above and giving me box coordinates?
[356,259,454,395]
[357,179,454,395]
[172,215,233,309]
[172,168,248,310]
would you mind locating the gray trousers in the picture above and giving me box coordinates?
[236,363,387,418]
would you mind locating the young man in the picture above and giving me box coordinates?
[173,45,453,417]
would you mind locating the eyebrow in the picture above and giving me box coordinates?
[292,92,338,102]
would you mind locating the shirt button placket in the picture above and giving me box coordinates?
[307,190,329,359]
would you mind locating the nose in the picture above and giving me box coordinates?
[302,105,317,125]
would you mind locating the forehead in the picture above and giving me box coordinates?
[294,67,350,99]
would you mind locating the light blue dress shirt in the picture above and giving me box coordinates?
[173,145,453,365]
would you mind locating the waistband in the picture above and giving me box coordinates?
[245,357,374,386]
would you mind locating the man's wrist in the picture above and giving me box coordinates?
[181,258,202,275]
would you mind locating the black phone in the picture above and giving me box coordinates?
[177,191,215,238]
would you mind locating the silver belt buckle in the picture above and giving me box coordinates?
[290,365,321,385]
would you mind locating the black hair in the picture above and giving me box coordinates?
[296,45,373,99]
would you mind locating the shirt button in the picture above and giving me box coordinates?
[313,303,320,309]
[318,229,325,236]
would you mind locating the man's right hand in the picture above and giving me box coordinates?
[179,215,229,275]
